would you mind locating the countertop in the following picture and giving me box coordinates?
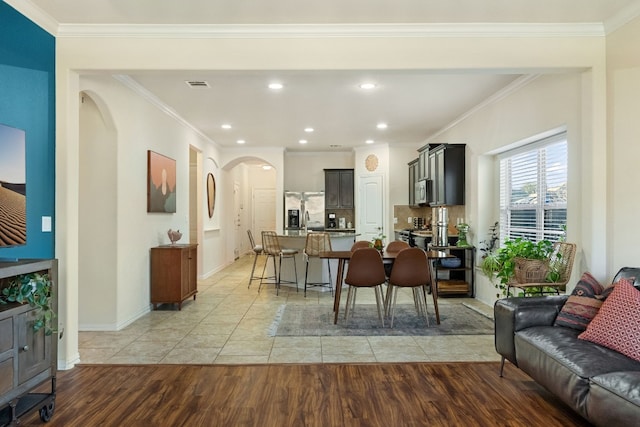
[280,230,360,238]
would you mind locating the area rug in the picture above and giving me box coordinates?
[268,303,494,337]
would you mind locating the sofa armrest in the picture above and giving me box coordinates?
[494,295,568,366]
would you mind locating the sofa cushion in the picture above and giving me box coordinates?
[554,272,604,331]
[578,279,640,362]
[517,326,640,379]
[587,372,640,426]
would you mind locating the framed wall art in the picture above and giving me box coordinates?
[207,172,216,218]
[0,123,26,246]
[147,150,176,213]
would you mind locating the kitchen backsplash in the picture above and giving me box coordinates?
[394,205,465,230]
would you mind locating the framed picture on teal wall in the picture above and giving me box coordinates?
[0,123,26,247]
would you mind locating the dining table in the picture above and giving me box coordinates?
[319,248,453,325]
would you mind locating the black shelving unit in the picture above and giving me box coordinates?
[431,245,475,297]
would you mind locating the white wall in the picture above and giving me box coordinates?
[284,151,355,191]
[77,75,223,333]
[422,73,589,306]
[607,15,640,275]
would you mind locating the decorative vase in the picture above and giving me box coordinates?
[167,229,182,244]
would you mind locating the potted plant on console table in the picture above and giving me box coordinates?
[0,271,56,335]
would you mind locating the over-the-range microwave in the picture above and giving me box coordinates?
[415,178,432,205]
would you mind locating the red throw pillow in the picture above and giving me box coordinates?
[554,272,604,331]
[578,279,640,362]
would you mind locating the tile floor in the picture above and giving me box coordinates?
[79,255,500,364]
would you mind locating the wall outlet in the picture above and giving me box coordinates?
[407,217,412,224]
[393,217,398,224]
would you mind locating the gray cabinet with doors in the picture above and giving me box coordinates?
[428,144,465,206]
[408,159,418,206]
[324,169,354,209]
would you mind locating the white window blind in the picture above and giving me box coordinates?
[499,133,567,244]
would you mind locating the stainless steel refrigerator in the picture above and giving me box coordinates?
[284,191,325,231]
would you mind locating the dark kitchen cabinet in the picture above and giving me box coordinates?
[417,144,430,180]
[428,144,465,206]
[325,169,354,209]
[408,159,418,206]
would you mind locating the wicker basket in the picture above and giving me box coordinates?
[513,257,549,284]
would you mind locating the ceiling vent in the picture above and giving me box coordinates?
[185,80,210,88]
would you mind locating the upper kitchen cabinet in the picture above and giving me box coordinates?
[408,159,418,206]
[428,144,466,206]
[325,169,354,209]
[417,144,430,180]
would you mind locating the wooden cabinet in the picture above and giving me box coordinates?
[428,144,465,206]
[432,246,475,297]
[0,259,57,425]
[324,169,354,209]
[150,244,198,310]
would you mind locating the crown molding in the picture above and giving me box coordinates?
[604,1,640,34]
[56,23,606,39]
[112,74,220,148]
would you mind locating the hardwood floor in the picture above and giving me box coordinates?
[20,362,591,427]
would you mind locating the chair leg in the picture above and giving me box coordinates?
[248,252,259,289]
[344,286,354,321]
[390,285,400,328]
[374,286,385,327]
[500,356,506,377]
[304,259,310,297]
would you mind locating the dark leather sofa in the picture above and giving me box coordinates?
[494,268,640,426]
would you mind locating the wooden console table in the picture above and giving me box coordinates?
[150,244,197,310]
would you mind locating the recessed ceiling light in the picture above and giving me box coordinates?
[221,124,232,130]
[359,82,377,90]
[268,82,283,90]
[237,139,246,144]
[304,127,314,133]
[366,139,375,144]
[299,139,308,144]
[376,123,388,129]
[262,165,272,170]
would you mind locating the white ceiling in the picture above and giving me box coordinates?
[16,0,640,152]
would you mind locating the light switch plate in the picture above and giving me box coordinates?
[407,217,412,224]
[42,216,52,232]
[393,217,398,224]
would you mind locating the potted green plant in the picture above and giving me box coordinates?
[481,237,554,296]
[0,272,56,335]
[371,227,386,251]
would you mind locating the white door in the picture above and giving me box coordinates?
[359,175,384,242]
[253,188,276,244]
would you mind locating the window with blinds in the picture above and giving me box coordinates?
[499,133,567,244]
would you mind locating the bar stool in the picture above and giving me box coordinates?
[247,229,264,289]
[303,232,333,297]
[259,231,299,295]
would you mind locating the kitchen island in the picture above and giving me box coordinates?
[266,230,359,292]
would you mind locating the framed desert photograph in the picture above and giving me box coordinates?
[0,123,27,246]
[147,150,176,213]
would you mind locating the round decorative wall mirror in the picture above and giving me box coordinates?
[207,173,216,218]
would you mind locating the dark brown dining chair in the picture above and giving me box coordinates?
[247,229,264,289]
[343,247,386,326]
[383,240,410,277]
[303,232,333,296]
[351,240,371,251]
[259,231,299,295]
[386,247,432,328]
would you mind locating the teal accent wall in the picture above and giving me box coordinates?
[0,3,55,258]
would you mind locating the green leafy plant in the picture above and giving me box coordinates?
[1,272,56,335]
[481,237,554,296]
[370,227,386,250]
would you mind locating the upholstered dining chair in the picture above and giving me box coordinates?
[259,231,299,295]
[247,229,264,289]
[383,240,410,278]
[303,232,333,297]
[386,247,432,328]
[343,247,387,327]
[351,240,372,251]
